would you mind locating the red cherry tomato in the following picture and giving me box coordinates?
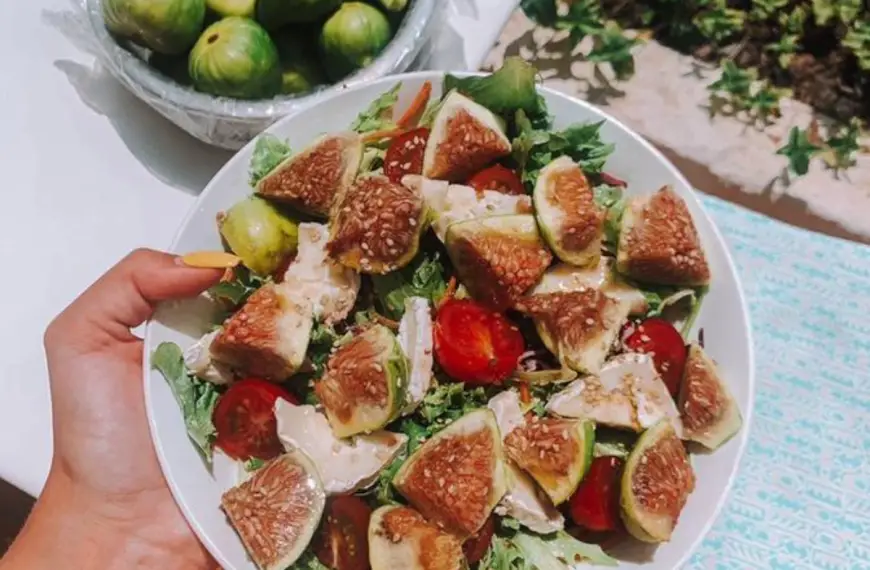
[467,164,526,195]
[463,515,495,565]
[384,127,430,183]
[623,318,687,397]
[313,496,372,570]
[213,378,298,461]
[568,456,624,532]
[434,298,525,385]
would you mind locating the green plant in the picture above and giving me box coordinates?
[554,0,605,44]
[586,22,640,79]
[708,60,755,102]
[811,0,861,26]
[747,81,790,124]
[821,118,863,170]
[523,0,640,80]
[750,0,789,21]
[844,19,870,71]
[766,33,801,68]
[693,5,746,44]
[777,126,822,175]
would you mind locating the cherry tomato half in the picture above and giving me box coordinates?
[434,298,525,385]
[463,515,495,565]
[313,496,373,570]
[568,456,624,532]
[467,164,526,195]
[384,127,430,183]
[623,318,687,397]
[213,378,298,461]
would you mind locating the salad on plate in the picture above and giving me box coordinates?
[153,57,744,570]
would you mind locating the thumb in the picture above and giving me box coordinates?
[47,249,224,347]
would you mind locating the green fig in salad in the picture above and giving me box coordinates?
[218,196,299,276]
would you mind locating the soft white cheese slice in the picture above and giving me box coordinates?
[404,175,532,241]
[398,296,434,415]
[547,353,684,437]
[533,258,648,316]
[275,400,407,495]
[282,223,360,325]
[487,390,527,439]
[212,448,252,494]
[487,390,565,533]
[183,329,234,385]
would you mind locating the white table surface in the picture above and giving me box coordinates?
[0,0,518,498]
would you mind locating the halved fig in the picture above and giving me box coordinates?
[422,90,511,182]
[210,283,313,381]
[533,258,648,316]
[221,450,326,570]
[327,174,427,274]
[404,175,532,242]
[445,215,553,311]
[534,156,605,267]
[515,289,631,374]
[368,505,464,570]
[315,324,408,437]
[616,186,711,286]
[504,417,594,506]
[621,420,695,543]
[679,343,742,450]
[256,132,363,218]
[393,409,507,538]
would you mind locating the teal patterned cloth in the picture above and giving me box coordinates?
[687,196,870,570]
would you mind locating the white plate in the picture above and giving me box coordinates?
[144,72,755,570]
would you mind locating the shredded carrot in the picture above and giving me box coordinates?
[444,277,458,303]
[519,382,531,405]
[361,127,406,144]
[397,81,432,129]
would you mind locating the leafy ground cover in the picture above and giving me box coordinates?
[521,0,869,176]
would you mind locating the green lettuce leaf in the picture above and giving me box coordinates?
[287,552,331,570]
[419,381,489,426]
[151,342,220,461]
[480,535,527,570]
[371,251,447,320]
[208,266,266,307]
[512,531,618,568]
[248,134,292,186]
[243,457,265,472]
[419,98,445,128]
[444,57,539,115]
[514,116,614,193]
[351,82,402,134]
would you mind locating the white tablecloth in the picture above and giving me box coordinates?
[0,0,518,497]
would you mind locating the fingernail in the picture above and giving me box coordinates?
[179,251,241,269]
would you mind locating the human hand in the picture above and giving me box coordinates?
[1,249,223,570]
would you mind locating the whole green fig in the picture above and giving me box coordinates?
[189,17,282,99]
[273,32,326,95]
[103,0,206,54]
[218,196,300,276]
[319,2,392,81]
[256,0,343,29]
[206,0,256,18]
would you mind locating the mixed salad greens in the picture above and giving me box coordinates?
[154,57,743,570]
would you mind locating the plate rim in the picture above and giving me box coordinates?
[143,70,756,570]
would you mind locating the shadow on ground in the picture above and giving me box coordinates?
[42,9,233,198]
